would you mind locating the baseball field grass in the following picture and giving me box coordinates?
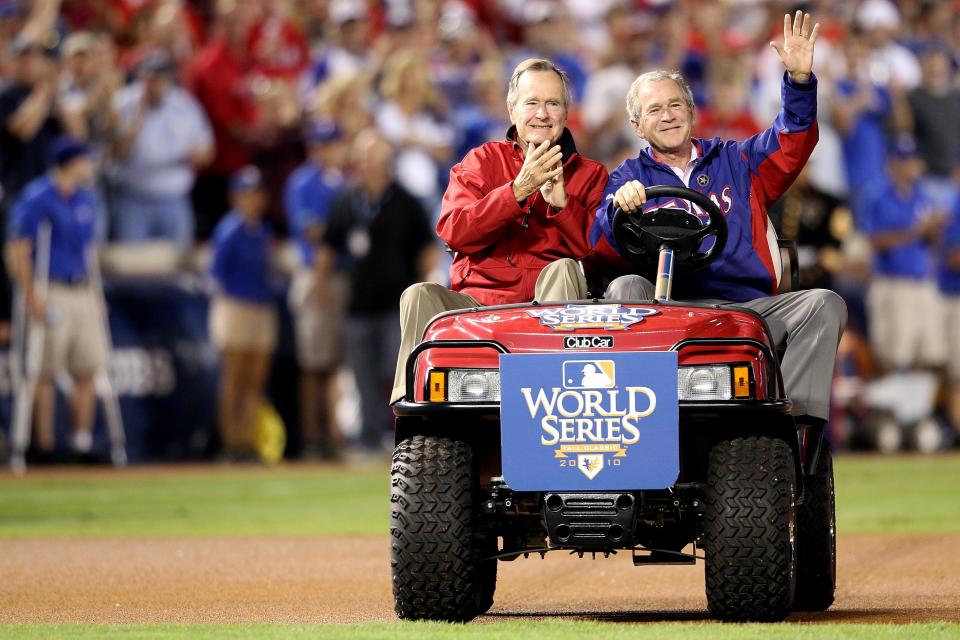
[1,453,958,538]
[1,453,959,639]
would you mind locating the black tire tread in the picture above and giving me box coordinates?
[794,444,836,611]
[390,435,493,621]
[704,436,797,622]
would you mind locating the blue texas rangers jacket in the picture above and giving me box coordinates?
[591,72,819,302]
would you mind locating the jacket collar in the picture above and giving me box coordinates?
[506,125,578,164]
[640,137,721,167]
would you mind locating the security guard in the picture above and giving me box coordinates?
[9,136,108,456]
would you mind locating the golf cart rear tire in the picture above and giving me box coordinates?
[391,435,493,621]
[704,436,797,622]
[794,444,836,611]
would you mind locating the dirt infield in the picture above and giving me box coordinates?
[1,534,958,625]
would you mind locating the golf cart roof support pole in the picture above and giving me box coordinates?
[655,245,675,302]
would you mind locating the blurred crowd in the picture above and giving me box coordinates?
[2,0,960,460]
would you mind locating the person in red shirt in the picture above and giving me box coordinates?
[391,58,609,403]
[188,3,259,237]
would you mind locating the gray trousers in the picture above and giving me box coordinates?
[391,258,588,403]
[347,311,401,450]
[606,275,847,422]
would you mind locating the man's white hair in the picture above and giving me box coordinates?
[625,70,695,123]
[506,58,572,111]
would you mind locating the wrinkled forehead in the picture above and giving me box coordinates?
[514,70,565,103]
[637,78,685,107]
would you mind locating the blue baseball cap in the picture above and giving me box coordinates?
[48,136,91,167]
[229,166,264,192]
[306,120,343,144]
[889,134,919,159]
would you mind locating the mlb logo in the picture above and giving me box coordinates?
[563,360,615,389]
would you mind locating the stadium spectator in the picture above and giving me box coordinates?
[939,202,960,444]
[831,33,909,228]
[246,0,309,80]
[306,70,373,140]
[1,36,82,211]
[303,0,371,90]
[8,137,107,456]
[581,7,663,163]
[323,129,438,452]
[58,30,121,238]
[510,2,588,104]
[908,45,960,215]
[208,166,277,461]
[109,51,213,247]
[284,120,347,459]
[855,0,921,91]
[189,0,260,237]
[862,135,947,373]
[452,61,510,160]
[375,51,455,210]
[695,56,760,142]
[391,58,609,404]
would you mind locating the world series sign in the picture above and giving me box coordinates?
[499,351,679,491]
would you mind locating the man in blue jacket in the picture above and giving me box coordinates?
[592,11,846,431]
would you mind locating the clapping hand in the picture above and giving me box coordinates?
[512,140,564,205]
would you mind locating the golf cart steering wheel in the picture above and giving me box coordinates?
[612,185,728,274]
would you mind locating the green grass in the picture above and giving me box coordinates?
[0,453,958,538]
[0,622,956,640]
[834,454,960,534]
[0,464,390,538]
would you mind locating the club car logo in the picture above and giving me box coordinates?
[520,359,657,481]
[528,304,659,331]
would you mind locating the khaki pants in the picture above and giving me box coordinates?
[42,284,109,378]
[867,277,945,370]
[391,258,587,403]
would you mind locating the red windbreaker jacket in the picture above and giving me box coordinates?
[437,127,608,306]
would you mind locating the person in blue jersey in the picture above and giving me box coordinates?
[208,167,277,460]
[862,135,947,373]
[591,12,847,433]
[283,120,347,459]
[8,137,108,457]
[938,194,960,444]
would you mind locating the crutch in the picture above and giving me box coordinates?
[88,246,127,467]
[10,221,52,474]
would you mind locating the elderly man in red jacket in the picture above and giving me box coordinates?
[391,58,609,403]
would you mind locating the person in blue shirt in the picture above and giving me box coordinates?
[591,12,847,433]
[862,135,948,373]
[938,198,960,443]
[208,166,277,460]
[8,136,108,456]
[283,120,347,459]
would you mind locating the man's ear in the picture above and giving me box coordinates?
[629,119,642,137]
[506,101,516,125]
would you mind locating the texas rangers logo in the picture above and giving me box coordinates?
[528,304,659,331]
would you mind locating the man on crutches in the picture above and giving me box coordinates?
[7,136,121,470]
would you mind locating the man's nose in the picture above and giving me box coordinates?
[535,103,549,119]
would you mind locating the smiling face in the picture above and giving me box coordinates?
[631,78,694,156]
[508,69,568,147]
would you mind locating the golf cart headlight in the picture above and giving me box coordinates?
[447,369,501,402]
[678,366,732,400]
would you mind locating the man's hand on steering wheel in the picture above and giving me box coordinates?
[613,180,648,213]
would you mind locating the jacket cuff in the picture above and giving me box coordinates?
[783,70,817,91]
